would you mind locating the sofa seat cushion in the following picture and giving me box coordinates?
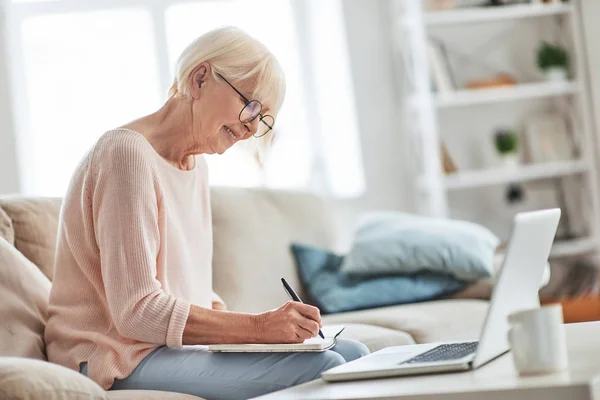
[0,197,62,281]
[0,206,14,245]
[0,236,51,360]
[0,357,108,400]
[322,299,489,344]
[108,390,203,399]
[337,323,415,352]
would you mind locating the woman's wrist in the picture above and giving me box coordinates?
[251,312,266,343]
[183,304,267,345]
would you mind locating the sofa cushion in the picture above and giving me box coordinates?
[322,299,489,344]
[0,236,51,360]
[210,187,336,313]
[0,206,14,245]
[0,357,107,400]
[108,390,203,399]
[0,197,62,281]
[340,211,499,281]
[337,323,415,352]
[291,243,465,314]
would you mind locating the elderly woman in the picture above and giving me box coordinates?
[44,26,369,399]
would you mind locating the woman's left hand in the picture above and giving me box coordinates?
[212,301,227,311]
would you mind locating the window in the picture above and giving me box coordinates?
[6,0,363,197]
[16,9,161,195]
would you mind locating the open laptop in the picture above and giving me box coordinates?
[321,208,561,382]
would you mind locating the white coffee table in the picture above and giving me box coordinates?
[255,321,600,400]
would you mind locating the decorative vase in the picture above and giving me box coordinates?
[544,67,568,82]
[501,153,519,168]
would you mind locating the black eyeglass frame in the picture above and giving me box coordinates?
[216,72,274,138]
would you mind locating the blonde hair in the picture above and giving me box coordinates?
[169,27,286,161]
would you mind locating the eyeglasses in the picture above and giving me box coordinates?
[216,72,274,138]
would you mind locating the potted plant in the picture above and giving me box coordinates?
[537,41,570,81]
[494,129,519,167]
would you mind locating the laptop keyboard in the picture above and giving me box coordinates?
[401,342,478,365]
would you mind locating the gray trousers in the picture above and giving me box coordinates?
[80,338,369,400]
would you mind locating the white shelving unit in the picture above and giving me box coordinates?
[391,0,600,259]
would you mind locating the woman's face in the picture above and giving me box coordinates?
[188,63,264,155]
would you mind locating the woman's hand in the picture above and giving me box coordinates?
[255,301,323,344]
[212,301,227,311]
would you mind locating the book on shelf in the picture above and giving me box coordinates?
[441,143,458,174]
[427,39,455,93]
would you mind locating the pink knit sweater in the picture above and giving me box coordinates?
[45,129,215,390]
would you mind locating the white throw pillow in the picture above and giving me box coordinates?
[0,357,108,400]
[341,211,500,281]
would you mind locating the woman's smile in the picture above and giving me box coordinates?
[222,125,238,143]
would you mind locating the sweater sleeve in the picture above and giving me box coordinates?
[90,137,190,347]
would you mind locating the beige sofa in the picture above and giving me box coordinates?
[0,187,490,400]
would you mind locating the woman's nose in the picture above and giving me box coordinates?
[244,118,260,138]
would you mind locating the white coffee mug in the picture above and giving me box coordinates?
[507,304,568,376]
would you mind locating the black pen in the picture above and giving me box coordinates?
[281,278,325,339]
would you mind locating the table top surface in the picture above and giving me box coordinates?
[255,321,600,399]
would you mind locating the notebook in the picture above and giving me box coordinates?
[208,325,345,353]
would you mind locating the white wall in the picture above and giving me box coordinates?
[341,0,412,212]
[329,0,416,250]
[0,4,20,195]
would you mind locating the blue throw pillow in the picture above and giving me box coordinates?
[290,243,466,314]
[340,211,499,281]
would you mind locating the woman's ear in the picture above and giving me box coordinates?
[188,62,211,100]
